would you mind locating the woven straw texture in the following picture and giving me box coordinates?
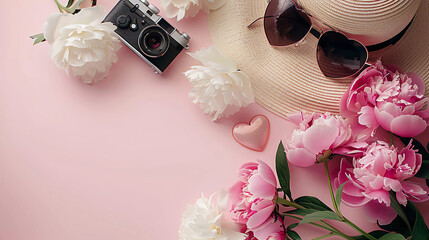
[208,0,429,118]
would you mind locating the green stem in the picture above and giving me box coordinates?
[54,0,67,12]
[323,159,343,218]
[53,0,83,13]
[389,132,394,147]
[343,218,378,240]
[323,159,377,240]
[276,197,305,209]
[283,214,327,229]
[277,196,356,239]
[54,0,63,12]
[313,233,336,240]
[283,214,354,240]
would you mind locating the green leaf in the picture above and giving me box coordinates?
[378,218,411,238]
[59,0,84,13]
[389,192,412,232]
[351,230,390,239]
[30,33,45,45]
[313,233,336,240]
[285,208,318,216]
[286,223,298,231]
[66,0,75,8]
[287,230,301,240]
[411,201,429,240]
[415,161,429,179]
[378,209,412,237]
[276,141,292,201]
[378,233,406,240]
[335,181,347,211]
[295,196,333,212]
[299,211,342,225]
[378,200,429,239]
[69,0,84,13]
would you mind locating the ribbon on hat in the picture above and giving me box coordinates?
[309,16,414,52]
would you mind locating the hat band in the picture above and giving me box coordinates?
[309,17,414,52]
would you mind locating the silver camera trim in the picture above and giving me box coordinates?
[128,0,189,48]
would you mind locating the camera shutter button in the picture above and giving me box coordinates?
[117,15,131,29]
[129,18,139,32]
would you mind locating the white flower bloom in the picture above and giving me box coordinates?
[161,0,226,21]
[200,0,227,13]
[179,191,246,240]
[185,46,255,121]
[44,6,121,84]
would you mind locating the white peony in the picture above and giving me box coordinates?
[43,6,121,84]
[185,46,255,121]
[179,191,246,240]
[161,0,226,21]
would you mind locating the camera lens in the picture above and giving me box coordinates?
[138,26,169,57]
[146,33,162,49]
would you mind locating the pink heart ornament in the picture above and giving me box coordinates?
[232,115,270,152]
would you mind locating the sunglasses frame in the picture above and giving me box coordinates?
[256,0,370,79]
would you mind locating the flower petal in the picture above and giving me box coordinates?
[248,174,276,199]
[374,106,394,132]
[247,200,275,230]
[252,218,283,240]
[358,106,378,128]
[407,71,426,94]
[257,160,277,187]
[341,193,371,207]
[363,190,390,206]
[162,4,179,18]
[43,12,64,43]
[390,115,427,137]
[364,200,397,225]
[286,148,316,167]
[302,124,339,154]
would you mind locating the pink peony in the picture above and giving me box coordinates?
[229,160,278,232]
[334,141,429,225]
[243,219,285,240]
[247,218,285,240]
[266,231,286,240]
[340,60,429,137]
[285,112,367,167]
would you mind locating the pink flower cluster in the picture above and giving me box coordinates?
[283,60,429,225]
[335,141,429,224]
[286,112,367,167]
[340,60,429,137]
[229,160,284,240]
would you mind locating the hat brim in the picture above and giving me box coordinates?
[208,0,429,118]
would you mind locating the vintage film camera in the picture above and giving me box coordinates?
[104,0,190,74]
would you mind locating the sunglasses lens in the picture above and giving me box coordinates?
[264,0,311,46]
[317,31,368,78]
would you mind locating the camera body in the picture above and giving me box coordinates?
[104,0,190,74]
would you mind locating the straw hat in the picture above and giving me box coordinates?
[208,0,429,117]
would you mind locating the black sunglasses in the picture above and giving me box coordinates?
[248,0,412,79]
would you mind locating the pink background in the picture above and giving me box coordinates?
[1,0,428,239]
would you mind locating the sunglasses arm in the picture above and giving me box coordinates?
[247,17,264,28]
[247,15,278,28]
